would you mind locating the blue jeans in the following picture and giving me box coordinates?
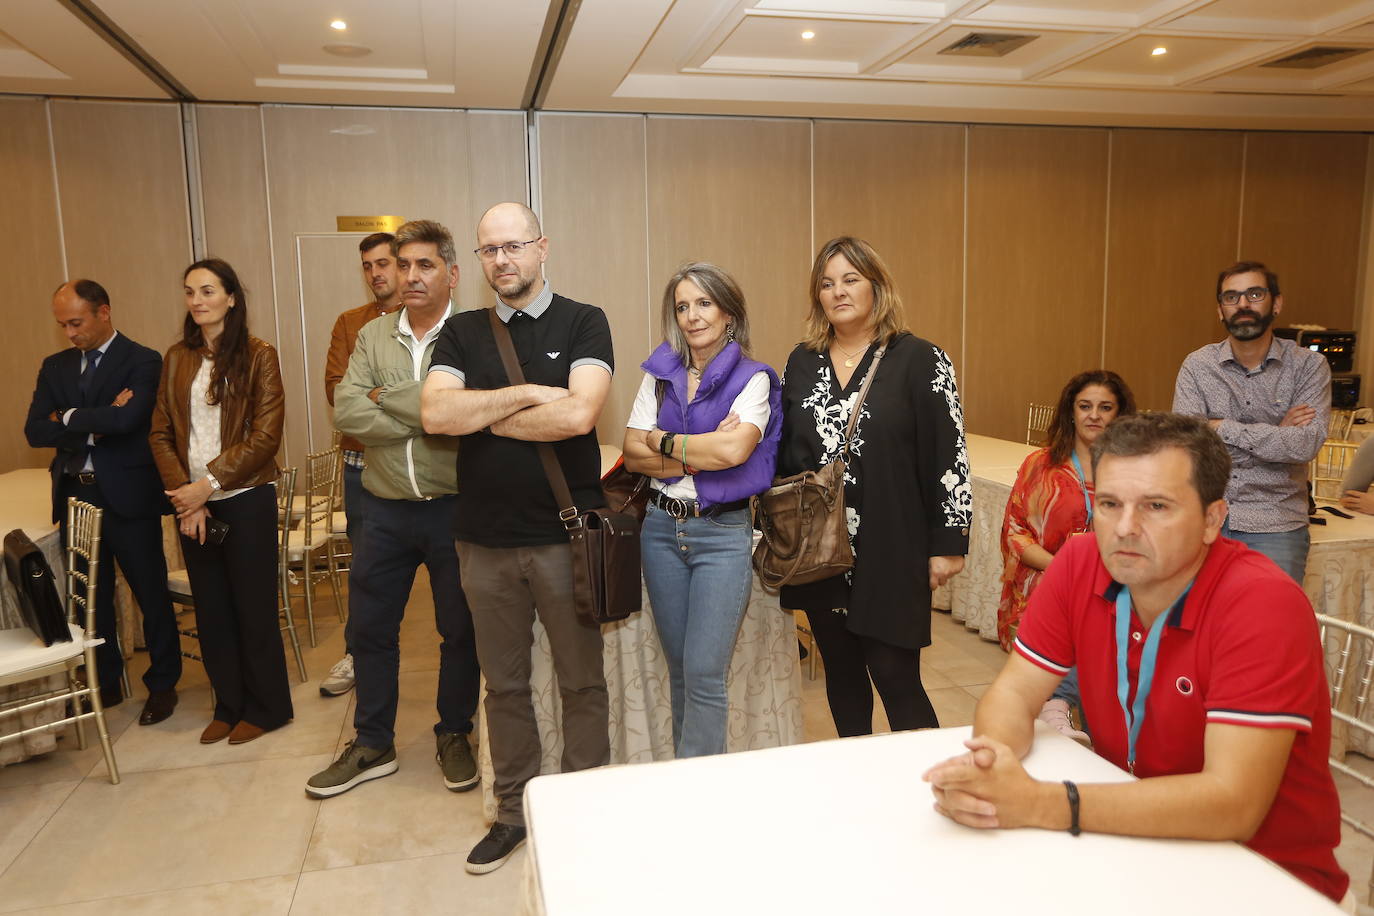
[1221,521,1310,584]
[348,490,479,748]
[641,502,754,758]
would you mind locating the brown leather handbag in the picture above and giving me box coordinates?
[752,344,885,591]
[487,309,642,625]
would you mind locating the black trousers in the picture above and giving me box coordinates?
[807,608,938,737]
[179,485,293,728]
[60,476,182,694]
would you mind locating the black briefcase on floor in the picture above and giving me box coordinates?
[3,528,71,646]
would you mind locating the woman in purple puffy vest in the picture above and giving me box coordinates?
[622,262,781,758]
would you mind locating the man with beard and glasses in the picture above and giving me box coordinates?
[317,232,402,698]
[1172,260,1329,582]
[422,202,614,875]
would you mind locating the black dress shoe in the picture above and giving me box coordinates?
[138,689,177,726]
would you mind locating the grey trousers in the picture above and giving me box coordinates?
[457,540,610,826]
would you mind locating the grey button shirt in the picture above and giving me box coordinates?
[1173,336,1330,533]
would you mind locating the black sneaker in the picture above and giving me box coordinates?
[465,822,527,875]
[305,741,398,798]
[436,731,479,792]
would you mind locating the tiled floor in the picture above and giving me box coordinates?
[1,580,1370,913]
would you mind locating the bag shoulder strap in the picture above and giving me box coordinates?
[841,342,886,460]
[486,308,581,529]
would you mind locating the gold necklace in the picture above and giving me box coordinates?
[833,338,872,369]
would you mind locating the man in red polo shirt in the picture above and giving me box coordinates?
[924,412,1349,908]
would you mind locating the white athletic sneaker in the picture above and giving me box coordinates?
[319,653,355,697]
[1038,698,1091,747]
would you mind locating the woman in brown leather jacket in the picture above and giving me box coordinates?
[150,258,292,745]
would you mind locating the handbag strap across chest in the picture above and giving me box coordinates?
[839,343,886,461]
[487,308,582,529]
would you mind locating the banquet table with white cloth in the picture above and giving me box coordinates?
[518,722,1339,915]
[476,522,804,820]
[0,468,68,764]
[935,433,1037,641]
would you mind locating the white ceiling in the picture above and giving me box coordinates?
[3,0,1374,129]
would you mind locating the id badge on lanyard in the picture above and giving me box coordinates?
[1115,584,1191,775]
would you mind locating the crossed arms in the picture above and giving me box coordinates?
[420,364,610,441]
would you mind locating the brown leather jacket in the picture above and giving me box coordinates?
[149,336,284,490]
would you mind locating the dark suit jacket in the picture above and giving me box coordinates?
[24,332,170,523]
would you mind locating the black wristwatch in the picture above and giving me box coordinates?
[659,431,676,458]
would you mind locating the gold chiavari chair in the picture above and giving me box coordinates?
[1316,613,1374,902]
[1311,440,1360,502]
[284,449,343,647]
[0,498,119,783]
[1025,403,1054,446]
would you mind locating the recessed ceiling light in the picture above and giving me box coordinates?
[1152,46,1167,56]
[801,30,815,40]
[330,19,347,31]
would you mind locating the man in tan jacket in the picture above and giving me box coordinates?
[318,232,401,697]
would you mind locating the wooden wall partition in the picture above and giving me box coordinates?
[1104,130,1244,412]
[257,106,527,463]
[49,101,193,355]
[537,114,651,444]
[965,126,1110,442]
[646,117,812,375]
[2,98,67,474]
[1239,132,1369,331]
[2,101,1372,475]
[195,105,277,350]
[813,120,966,372]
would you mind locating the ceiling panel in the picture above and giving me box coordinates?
[703,16,924,73]
[79,0,552,107]
[2,0,1373,130]
[1047,34,1286,85]
[0,0,167,98]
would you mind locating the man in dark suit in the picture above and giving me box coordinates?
[24,280,182,724]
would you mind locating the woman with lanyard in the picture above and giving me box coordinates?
[997,369,1135,741]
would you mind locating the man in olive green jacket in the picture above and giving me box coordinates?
[306,219,480,799]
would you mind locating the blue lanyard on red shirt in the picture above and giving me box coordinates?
[1114,583,1192,775]
[1069,450,1093,527]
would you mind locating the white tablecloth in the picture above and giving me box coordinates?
[936,434,1037,641]
[521,723,1338,915]
[478,570,804,821]
[0,469,67,764]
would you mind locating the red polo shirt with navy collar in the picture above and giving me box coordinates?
[1014,535,1348,903]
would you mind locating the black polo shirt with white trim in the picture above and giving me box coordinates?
[429,290,613,547]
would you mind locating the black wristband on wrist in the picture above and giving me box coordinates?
[1063,780,1081,836]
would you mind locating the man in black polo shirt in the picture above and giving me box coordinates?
[422,201,613,875]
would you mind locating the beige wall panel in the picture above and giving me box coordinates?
[462,111,529,313]
[646,117,812,377]
[538,114,649,443]
[260,106,484,465]
[1104,130,1243,412]
[966,126,1109,442]
[1241,132,1369,331]
[2,99,66,473]
[195,105,277,351]
[50,100,192,356]
[813,121,965,371]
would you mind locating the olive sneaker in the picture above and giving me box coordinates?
[465,822,527,875]
[305,741,397,798]
[436,731,479,792]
